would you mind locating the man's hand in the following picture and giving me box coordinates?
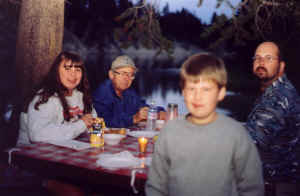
[133,107,149,124]
[158,111,167,120]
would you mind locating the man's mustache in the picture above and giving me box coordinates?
[255,66,267,72]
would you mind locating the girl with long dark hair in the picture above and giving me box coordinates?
[18,51,96,144]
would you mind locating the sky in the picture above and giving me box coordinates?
[131,0,241,24]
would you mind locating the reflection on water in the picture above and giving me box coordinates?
[135,68,233,118]
[135,68,181,98]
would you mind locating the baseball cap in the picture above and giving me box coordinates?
[111,55,137,70]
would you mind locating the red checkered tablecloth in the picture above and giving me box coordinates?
[12,131,155,180]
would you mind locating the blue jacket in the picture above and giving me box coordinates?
[92,80,147,128]
[246,74,300,179]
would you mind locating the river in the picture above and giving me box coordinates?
[2,68,255,123]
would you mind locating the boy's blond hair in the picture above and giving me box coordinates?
[180,53,227,89]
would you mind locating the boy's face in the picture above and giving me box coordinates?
[182,77,226,124]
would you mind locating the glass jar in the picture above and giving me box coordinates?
[167,103,178,121]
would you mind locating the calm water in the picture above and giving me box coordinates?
[2,69,255,123]
[135,68,255,122]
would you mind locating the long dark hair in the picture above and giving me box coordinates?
[24,51,93,121]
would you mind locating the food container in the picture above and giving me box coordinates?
[167,103,178,121]
[103,134,125,145]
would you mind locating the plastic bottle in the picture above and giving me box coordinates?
[146,100,157,131]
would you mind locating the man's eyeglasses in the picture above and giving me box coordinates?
[113,70,136,79]
[64,64,83,72]
[252,55,279,63]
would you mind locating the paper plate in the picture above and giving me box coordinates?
[97,152,140,169]
[97,157,140,169]
[127,130,159,138]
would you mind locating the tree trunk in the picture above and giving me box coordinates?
[15,0,64,101]
[6,0,65,148]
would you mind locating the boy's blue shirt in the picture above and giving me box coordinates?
[92,80,147,128]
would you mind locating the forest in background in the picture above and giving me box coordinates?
[63,0,300,92]
[2,0,300,94]
[63,0,255,91]
[1,0,300,123]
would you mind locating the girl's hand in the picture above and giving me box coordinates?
[81,114,94,128]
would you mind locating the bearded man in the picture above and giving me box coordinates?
[246,42,300,186]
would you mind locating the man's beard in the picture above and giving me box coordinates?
[254,66,280,83]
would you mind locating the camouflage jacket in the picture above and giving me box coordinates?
[246,74,300,179]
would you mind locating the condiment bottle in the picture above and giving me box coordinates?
[90,118,104,147]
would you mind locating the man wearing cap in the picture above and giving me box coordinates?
[92,55,149,128]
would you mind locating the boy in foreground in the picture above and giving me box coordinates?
[145,53,264,196]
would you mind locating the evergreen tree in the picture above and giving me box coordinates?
[114,0,173,55]
[162,3,170,16]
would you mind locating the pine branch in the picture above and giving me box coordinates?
[114,0,173,54]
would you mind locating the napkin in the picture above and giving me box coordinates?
[46,140,91,150]
[127,130,159,138]
[96,151,141,169]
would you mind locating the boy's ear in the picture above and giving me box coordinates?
[218,86,226,101]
